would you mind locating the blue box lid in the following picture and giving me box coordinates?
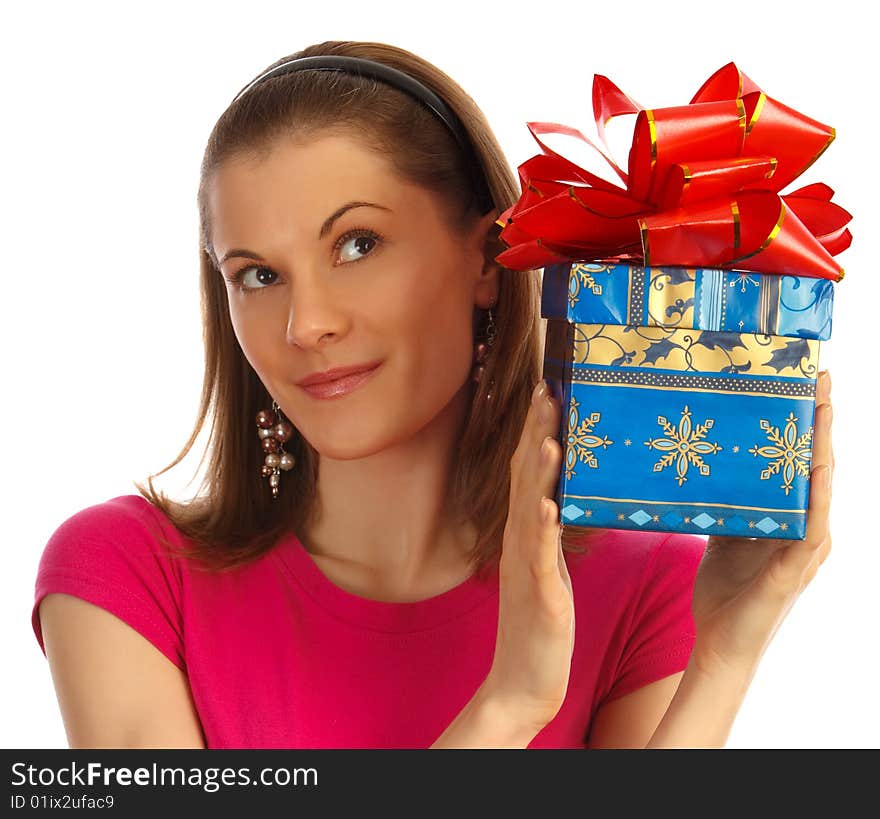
[540,262,834,341]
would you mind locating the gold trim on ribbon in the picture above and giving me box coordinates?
[646,109,658,163]
[766,157,778,179]
[568,186,625,218]
[639,218,651,265]
[731,201,741,250]
[746,93,766,135]
[727,202,786,266]
[679,163,692,199]
[793,127,837,181]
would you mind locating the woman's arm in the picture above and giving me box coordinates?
[39,593,207,749]
[644,661,751,748]
[430,680,551,749]
[605,373,834,749]
[586,672,685,748]
[584,665,749,749]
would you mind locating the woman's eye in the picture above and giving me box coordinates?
[336,229,381,264]
[226,229,382,293]
[230,266,278,292]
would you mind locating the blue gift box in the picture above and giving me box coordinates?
[541,261,835,540]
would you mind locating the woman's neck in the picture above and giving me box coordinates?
[300,384,477,597]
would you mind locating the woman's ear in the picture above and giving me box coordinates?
[479,219,504,308]
[466,208,503,308]
[472,208,505,261]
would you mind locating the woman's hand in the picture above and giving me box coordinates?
[483,378,573,730]
[689,369,834,679]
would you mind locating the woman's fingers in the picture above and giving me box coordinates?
[508,380,563,563]
[774,461,832,584]
[490,380,574,721]
[510,382,548,480]
[816,368,831,404]
[812,370,833,485]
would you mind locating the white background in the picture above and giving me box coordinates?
[2,0,877,749]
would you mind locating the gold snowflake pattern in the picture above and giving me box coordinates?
[644,405,722,486]
[748,412,813,496]
[564,397,613,480]
[567,263,605,308]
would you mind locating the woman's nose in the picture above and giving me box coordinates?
[284,277,349,350]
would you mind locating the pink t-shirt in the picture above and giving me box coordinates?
[31,494,707,748]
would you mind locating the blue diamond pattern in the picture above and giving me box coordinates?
[692,512,717,530]
[562,504,584,522]
[756,516,780,534]
[662,511,684,527]
[629,510,651,526]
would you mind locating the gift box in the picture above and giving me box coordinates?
[540,261,832,539]
[495,63,853,540]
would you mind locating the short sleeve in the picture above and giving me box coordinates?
[601,532,706,704]
[31,495,186,671]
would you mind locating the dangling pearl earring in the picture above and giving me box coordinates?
[255,400,295,499]
[472,300,497,399]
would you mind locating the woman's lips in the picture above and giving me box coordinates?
[298,363,381,400]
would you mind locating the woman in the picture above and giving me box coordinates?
[31,40,834,749]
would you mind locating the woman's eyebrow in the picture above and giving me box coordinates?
[318,201,392,239]
[218,201,392,265]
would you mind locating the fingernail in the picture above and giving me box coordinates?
[541,436,553,463]
[532,379,546,404]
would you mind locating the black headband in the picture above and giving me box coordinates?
[230,55,496,215]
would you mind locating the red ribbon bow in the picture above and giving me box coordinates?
[495,63,852,281]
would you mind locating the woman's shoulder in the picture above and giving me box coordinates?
[565,527,707,594]
[574,529,708,706]
[31,495,191,668]
[32,493,189,668]
[48,491,177,532]
[37,493,187,573]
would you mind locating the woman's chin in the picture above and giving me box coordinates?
[304,432,396,462]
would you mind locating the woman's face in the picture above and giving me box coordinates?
[208,134,499,459]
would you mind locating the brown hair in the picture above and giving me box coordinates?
[135,40,602,578]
